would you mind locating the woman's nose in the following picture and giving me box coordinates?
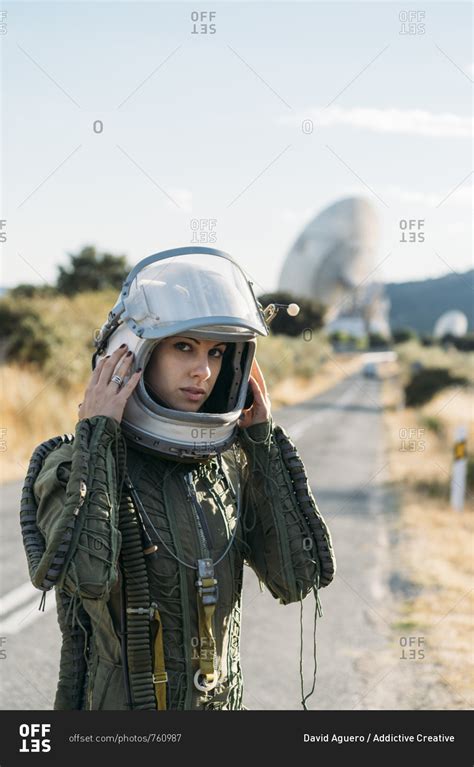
[191,357,212,380]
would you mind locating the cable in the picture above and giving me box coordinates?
[127,445,242,571]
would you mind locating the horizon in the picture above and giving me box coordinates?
[1,260,472,294]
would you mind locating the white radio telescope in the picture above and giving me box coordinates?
[433,310,468,339]
[278,197,389,337]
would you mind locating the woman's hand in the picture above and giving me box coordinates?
[78,345,142,424]
[238,358,272,429]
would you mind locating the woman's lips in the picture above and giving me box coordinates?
[180,388,206,402]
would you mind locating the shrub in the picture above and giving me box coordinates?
[0,302,57,366]
[420,335,435,347]
[414,479,448,498]
[405,368,468,407]
[443,334,474,352]
[368,332,388,349]
[393,327,417,344]
[467,457,474,494]
[419,414,444,437]
[7,284,58,299]
[0,303,23,337]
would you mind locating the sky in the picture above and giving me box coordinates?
[1,1,472,296]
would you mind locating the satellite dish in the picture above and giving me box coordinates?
[433,310,468,339]
[278,197,379,319]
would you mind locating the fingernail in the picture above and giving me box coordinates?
[126,350,132,357]
[119,343,126,349]
[137,367,142,373]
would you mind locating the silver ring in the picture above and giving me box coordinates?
[111,374,123,386]
[193,669,219,692]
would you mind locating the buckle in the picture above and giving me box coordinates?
[195,579,219,605]
[195,559,219,605]
[153,672,168,684]
[126,604,156,620]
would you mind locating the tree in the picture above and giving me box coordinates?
[56,245,130,295]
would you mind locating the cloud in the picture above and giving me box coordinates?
[281,106,473,138]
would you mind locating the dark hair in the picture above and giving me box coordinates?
[144,342,237,413]
[199,344,235,413]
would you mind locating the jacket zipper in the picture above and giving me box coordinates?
[183,471,213,556]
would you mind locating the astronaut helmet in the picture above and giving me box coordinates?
[93,246,269,461]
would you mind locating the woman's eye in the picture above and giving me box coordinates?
[174,342,225,357]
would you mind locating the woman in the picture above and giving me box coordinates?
[21,247,336,711]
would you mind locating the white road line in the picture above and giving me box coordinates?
[286,378,360,442]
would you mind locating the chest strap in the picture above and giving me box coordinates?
[151,603,168,710]
[194,558,219,691]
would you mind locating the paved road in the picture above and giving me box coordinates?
[0,369,398,710]
[241,369,397,710]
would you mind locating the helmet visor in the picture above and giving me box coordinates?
[121,252,267,339]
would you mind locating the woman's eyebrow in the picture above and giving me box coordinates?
[177,337,226,348]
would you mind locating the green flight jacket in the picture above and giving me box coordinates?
[31,415,336,710]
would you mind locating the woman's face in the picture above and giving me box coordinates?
[144,335,228,412]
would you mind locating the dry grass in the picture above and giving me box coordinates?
[0,365,84,483]
[384,384,474,707]
[395,339,474,385]
[270,352,363,407]
[0,289,119,386]
[0,329,337,484]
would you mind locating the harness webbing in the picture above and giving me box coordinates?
[118,484,157,710]
[151,605,168,709]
